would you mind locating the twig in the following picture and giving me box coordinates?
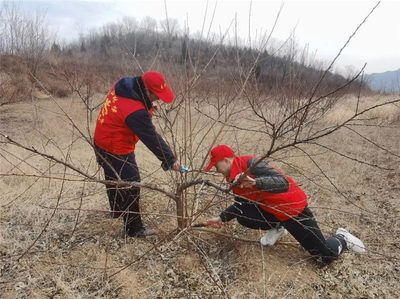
[191,227,298,248]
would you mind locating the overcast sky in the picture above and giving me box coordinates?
[8,0,400,74]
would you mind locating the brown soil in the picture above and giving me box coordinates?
[0,95,399,298]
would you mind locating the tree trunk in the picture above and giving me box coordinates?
[175,186,188,230]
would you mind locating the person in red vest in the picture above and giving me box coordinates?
[204,144,366,264]
[94,71,181,237]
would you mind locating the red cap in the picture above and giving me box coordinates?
[142,71,174,103]
[204,144,235,172]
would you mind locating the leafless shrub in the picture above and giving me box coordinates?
[0,54,31,105]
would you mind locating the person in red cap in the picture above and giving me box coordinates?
[94,71,181,237]
[204,144,366,264]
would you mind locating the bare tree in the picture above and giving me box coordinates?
[140,16,158,32]
[0,1,52,75]
[160,18,180,47]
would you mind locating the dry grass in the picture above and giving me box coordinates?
[0,93,399,298]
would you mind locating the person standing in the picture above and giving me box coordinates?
[94,71,181,237]
[204,144,366,264]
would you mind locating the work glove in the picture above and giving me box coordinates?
[205,216,223,228]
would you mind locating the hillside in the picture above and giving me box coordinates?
[1,15,369,106]
[365,69,400,93]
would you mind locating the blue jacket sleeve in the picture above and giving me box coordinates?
[125,109,176,170]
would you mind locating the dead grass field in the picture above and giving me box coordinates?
[0,93,399,298]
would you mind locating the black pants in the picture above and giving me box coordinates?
[236,204,345,264]
[233,201,281,230]
[95,146,143,231]
[282,207,345,263]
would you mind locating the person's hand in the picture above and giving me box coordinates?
[205,216,223,228]
[172,161,181,172]
[233,173,256,188]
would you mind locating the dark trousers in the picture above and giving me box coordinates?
[95,146,143,231]
[233,201,281,230]
[281,207,345,263]
[236,204,345,263]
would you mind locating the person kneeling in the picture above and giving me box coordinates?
[204,145,366,264]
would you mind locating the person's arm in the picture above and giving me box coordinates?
[206,197,247,226]
[247,159,289,193]
[125,109,176,170]
[219,204,240,222]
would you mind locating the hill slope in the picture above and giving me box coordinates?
[365,69,400,93]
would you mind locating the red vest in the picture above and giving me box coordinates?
[229,156,308,221]
[94,86,153,155]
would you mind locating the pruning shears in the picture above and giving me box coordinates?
[191,222,207,228]
[180,165,190,173]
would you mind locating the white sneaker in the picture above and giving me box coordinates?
[336,228,366,253]
[260,226,287,246]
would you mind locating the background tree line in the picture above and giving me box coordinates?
[0,2,369,106]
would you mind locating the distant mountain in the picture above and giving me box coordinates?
[365,69,400,93]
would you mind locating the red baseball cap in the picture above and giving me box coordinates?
[204,144,235,172]
[142,71,174,103]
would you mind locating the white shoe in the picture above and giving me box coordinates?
[336,228,366,253]
[260,226,287,246]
